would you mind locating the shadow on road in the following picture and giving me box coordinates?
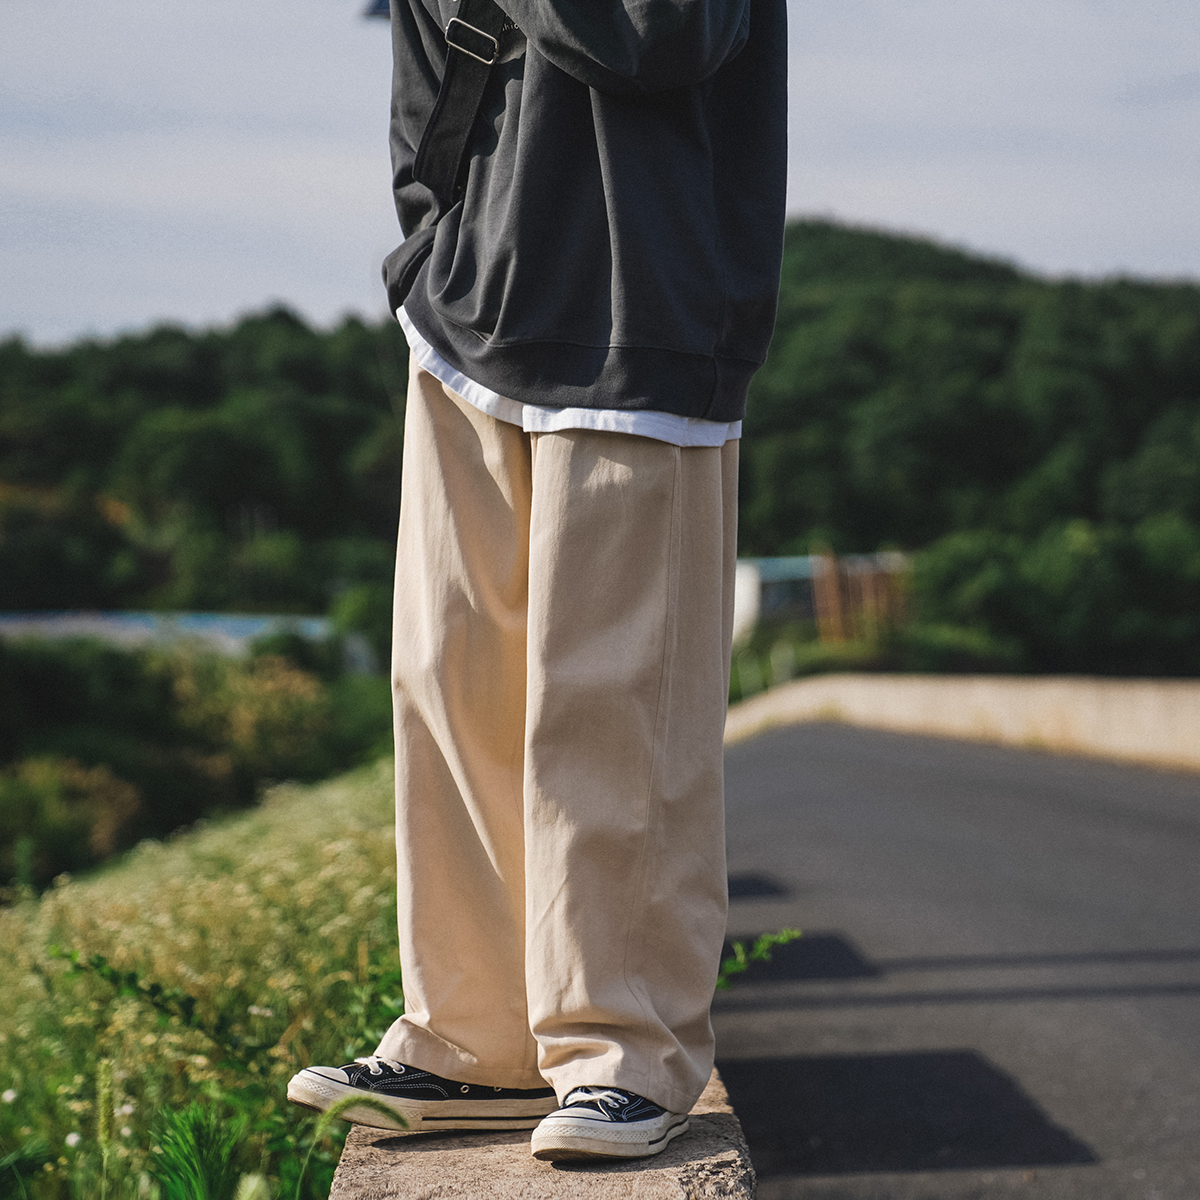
[721,932,882,981]
[717,1050,1098,1177]
[717,929,1200,1008]
[875,946,1200,972]
[719,725,1200,1196]
[728,871,793,899]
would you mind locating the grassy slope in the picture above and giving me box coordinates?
[0,759,400,1198]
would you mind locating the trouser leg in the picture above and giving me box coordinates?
[376,365,737,1110]
[523,431,738,1115]
[375,363,544,1088]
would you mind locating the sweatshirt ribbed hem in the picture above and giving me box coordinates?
[398,307,741,446]
[404,287,758,424]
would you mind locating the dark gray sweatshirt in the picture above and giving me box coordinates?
[384,0,787,422]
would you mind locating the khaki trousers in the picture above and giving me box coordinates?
[375,363,737,1114]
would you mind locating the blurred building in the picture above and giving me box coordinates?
[733,553,909,644]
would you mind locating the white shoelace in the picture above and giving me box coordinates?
[566,1086,628,1109]
[353,1054,402,1076]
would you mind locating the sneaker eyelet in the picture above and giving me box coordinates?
[460,1084,470,1093]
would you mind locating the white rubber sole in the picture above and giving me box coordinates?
[286,1070,557,1132]
[531,1114,689,1161]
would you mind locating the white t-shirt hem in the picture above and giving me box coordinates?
[397,307,740,447]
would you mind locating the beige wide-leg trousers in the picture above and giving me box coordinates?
[375,363,737,1114]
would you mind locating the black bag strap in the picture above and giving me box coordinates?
[412,0,509,203]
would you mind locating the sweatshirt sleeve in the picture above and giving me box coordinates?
[389,0,448,236]
[496,0,751,95]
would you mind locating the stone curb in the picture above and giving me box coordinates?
[724,672,1200,772]
[328,1069,755,1199]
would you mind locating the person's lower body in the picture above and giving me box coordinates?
[291,362,737,1156]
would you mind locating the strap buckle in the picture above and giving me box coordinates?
[445,17,499,65]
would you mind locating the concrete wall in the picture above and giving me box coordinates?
[725,674,1200,772]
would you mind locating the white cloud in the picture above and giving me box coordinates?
[3,0,1200,341]
[785,0,1200,277]
[0,0,398,341]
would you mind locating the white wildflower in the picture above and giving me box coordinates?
[234,1173,271,1200]
[1,1089,16,1103]
[65,1133,81,1148]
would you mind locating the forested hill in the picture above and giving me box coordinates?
[3,219,1200,673]
[0,309,409,625]
[742,220,1200,556]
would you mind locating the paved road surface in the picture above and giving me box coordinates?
[714,723,1200,1200]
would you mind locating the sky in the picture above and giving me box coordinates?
[2,0,1200,344]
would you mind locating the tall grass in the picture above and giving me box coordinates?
[0,752,801,1198]
[0,760,401,1199]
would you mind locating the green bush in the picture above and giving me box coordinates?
[0,759,141,891]
[910,519,1200,674]
[0,639,392,890]
[329,583,393,670]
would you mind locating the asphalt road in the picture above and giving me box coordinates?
[714,722,1200,1200]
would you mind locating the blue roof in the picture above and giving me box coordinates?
[752,556,818,582]
[741,553,909,582]
[0,611,330,656]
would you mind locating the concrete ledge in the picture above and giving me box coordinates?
[328,1070,754,1199]
[725,672,1200,771]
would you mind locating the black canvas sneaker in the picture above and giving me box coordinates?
[287,1055,557,1132]
[530,1086,689,1160]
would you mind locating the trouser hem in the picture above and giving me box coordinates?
[375,1022,549,1091]
[544,1061,712,1114]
